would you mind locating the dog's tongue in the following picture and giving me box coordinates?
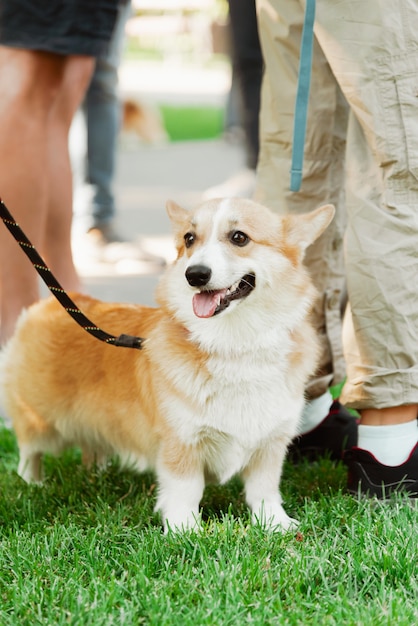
[192,289,227,318]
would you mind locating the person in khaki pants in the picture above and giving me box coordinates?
[255,0,418,496]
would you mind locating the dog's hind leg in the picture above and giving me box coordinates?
[242,438,298,532]
[18,443,44,483]
[11,399,62,483]
[81,448,109,471]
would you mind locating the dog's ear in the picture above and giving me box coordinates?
[283,204,335,253]
[166,200,190,227]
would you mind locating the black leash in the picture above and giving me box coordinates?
[0,199,145,349]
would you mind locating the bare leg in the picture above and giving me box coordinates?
[43,55,94,286]
[0,49,66,344]
[0,50,94,345]
[361,405,418,426]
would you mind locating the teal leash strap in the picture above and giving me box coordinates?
[290,0,316,192]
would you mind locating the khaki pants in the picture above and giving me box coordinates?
[255,0,418,410]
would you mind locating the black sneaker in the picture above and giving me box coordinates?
[344,444,418,498]
[288,400,358,462]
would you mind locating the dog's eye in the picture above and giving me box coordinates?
[184,232,195,248]
[229,230,250,247]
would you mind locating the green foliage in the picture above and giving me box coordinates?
[159,104,224,142]
[0,425,417,625]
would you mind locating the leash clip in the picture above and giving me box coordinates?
[113,334,145,350]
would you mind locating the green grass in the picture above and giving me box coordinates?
[0,424,417,625]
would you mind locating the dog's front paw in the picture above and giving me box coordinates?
[155,469,204,534]
[163,509,202,534]
[252,502,299,533]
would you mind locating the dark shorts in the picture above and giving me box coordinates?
[0,0,122,57]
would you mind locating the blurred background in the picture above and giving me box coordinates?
[122,0,232,142]
[70,0,259,306]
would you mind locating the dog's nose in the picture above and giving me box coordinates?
[185,264,212,287]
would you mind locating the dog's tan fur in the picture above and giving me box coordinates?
[0,198,334,532]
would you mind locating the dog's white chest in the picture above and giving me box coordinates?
[164,349,303,463]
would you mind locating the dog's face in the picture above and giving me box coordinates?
[170,198,261,319]
[157,198,334,334]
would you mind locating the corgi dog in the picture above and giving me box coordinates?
[0,198,334,533]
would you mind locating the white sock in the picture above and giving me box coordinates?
[358,421,418,466]
[299,390,333,435]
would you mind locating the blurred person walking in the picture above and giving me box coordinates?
[71,0,165,268]
[204,0,263,199]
